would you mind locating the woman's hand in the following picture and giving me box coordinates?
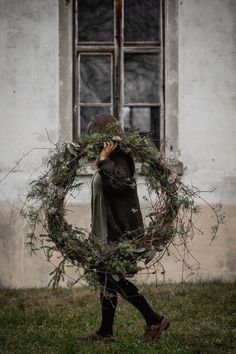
[99,141,118,161]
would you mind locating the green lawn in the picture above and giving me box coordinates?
[0,281,235,354]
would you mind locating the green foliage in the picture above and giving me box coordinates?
[22,128,224,287]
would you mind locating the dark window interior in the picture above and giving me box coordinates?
[74,0,164,148]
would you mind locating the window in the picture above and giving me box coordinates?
[73,0,164,148]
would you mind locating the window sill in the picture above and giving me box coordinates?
[78,160,183,176]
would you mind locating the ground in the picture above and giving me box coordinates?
[0,281,235,353]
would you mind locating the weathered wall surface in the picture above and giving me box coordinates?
[175,0,236,282]
[0,0,59,287]
[0,0,235,287]
[0,0,59,198]
[178,0,236,203]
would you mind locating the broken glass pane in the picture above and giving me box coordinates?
[78,0,114,42]
[124,0,160,42]
[80,106,112,133]
[80,55,112,103]
[124,53,160,104]
[124,106,160,148]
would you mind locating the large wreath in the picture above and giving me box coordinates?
[24,127,223,287]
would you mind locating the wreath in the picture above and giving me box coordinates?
[23,127,223,287]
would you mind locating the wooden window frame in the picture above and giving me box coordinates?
[72,0,165,148]
[59,0,180,170]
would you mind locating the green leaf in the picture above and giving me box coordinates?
[111,274,120,282]
[142,249,154,258]
[132,247,146,253]
[155,247,163,252]
[144,251,155,264]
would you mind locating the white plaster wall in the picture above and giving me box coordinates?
[178,0,236,203]
[0,0,235,287]
[0,0,59,200]
[0,0,59,287]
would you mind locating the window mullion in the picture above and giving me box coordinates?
[73,0,79,138]
[114,0,123,124]
[76,45,115,52]
[123,47,161,53]
[124,103,161,107]
[160,0,165,151]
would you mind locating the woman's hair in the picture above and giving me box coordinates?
[87,113,122,134]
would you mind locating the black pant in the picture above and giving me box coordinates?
[96,272,163,337]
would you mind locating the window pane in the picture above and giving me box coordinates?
[124,53,160,104]
[80,106,112,133]
[124,107,160,147]
[80,55,112,103]
[78,0,114,42]
[124,0,160,42]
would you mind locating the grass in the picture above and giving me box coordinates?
[0,281,235,354]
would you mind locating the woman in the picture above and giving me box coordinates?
[79,113,170,342]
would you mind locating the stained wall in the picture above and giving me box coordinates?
[0,0,235,287]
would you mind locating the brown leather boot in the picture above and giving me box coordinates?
[78,331,115,342]
[140,316,170,342]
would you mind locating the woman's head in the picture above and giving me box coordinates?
[87,113,122,134]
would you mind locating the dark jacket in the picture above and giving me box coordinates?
[98,149,144,242]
